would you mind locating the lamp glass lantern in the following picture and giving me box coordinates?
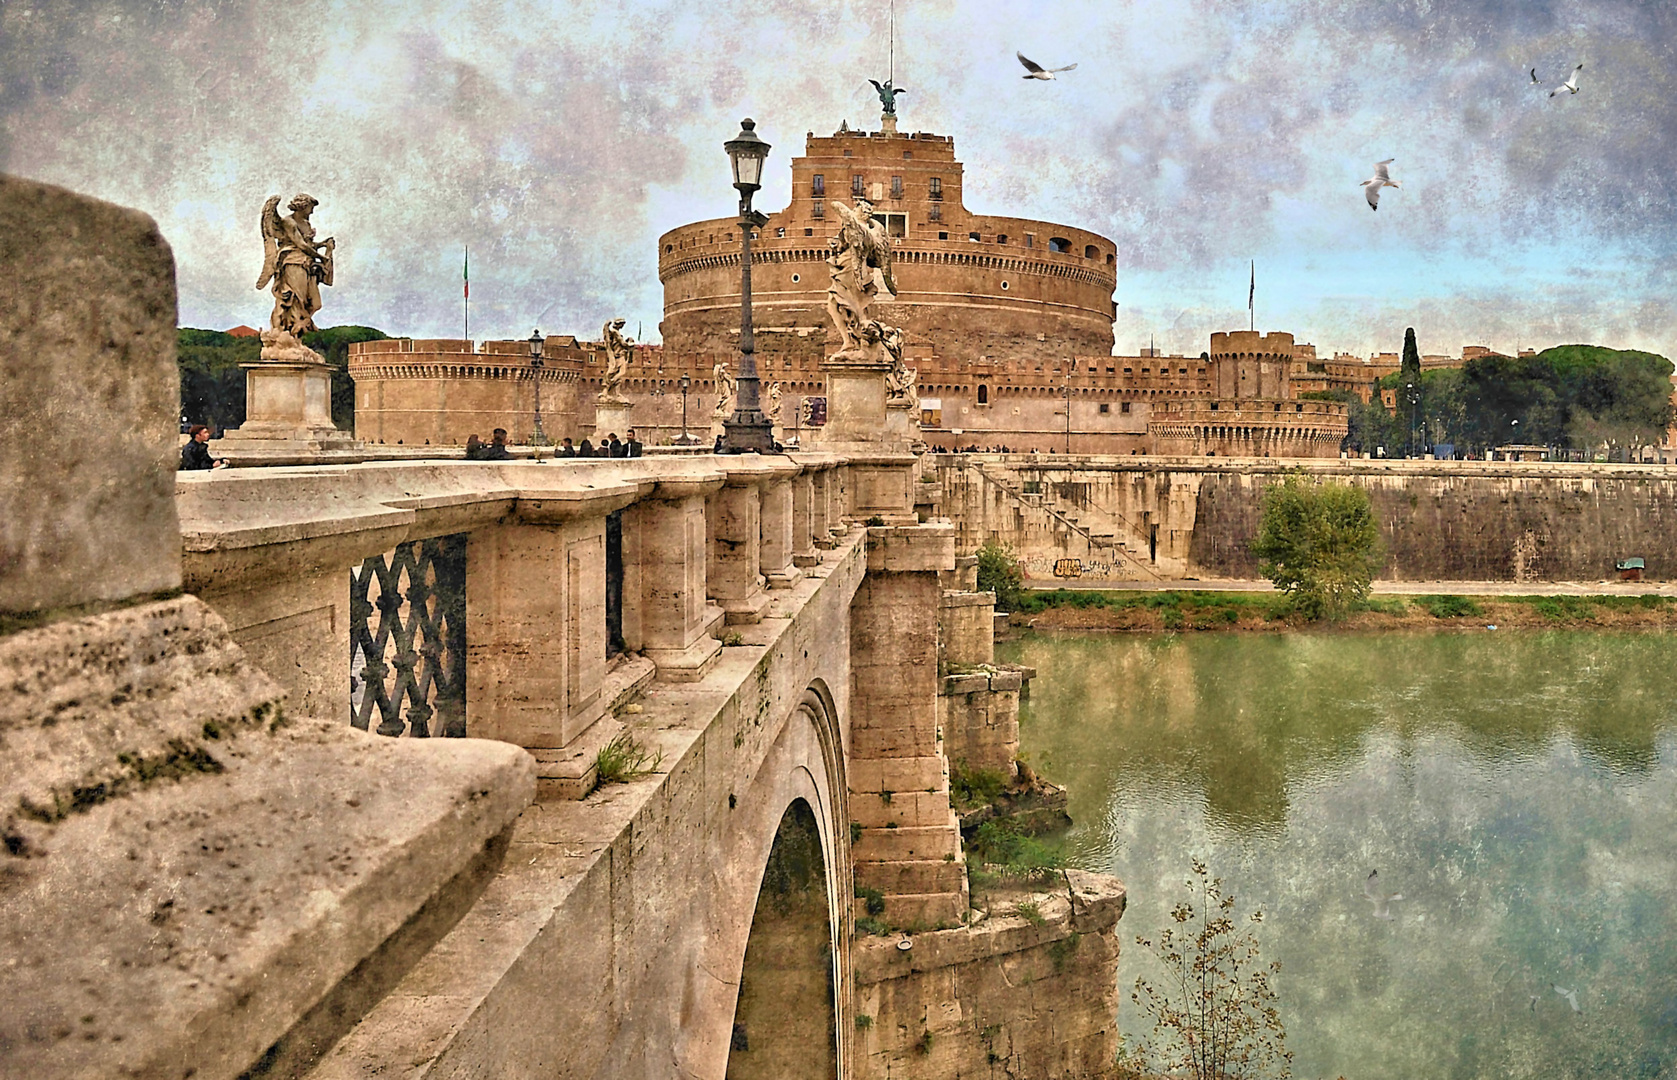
[528,328,544,361]
[725,118,771,194]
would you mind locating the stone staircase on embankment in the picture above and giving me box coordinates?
[971,463,1161,580]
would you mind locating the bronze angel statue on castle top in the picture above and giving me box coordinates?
[256,194,334,337]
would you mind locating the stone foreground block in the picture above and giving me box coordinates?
[0,173,181,619]
[0,596,536,1080]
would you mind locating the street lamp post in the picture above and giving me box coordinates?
[1406,381,1419,459]
[721,118,776,453]
[679,373,692,444]
[528,328,546,446]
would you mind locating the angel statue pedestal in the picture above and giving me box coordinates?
[216,193,357,462]
[592,398,634,445]
[219,335,357,456]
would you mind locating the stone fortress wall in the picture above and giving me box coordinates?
[936,454,1677,582]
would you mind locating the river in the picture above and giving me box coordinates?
[1000,628,1677,1079]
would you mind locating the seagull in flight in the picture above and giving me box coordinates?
[1553,985,1581,1013]
[1364,869,1404,919]
[1017,51,1077,80]
[1360,159,1400,211]
[1549,64,1584,97]
[1530,67,1541,85]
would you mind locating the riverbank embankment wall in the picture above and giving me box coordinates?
[935,456,1677,582]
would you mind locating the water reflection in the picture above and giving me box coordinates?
[1004,629,1677,1080]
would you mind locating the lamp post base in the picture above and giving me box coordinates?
[722,410,777,453]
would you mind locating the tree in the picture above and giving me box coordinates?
[1250,472,1381,621]
[1124,860,1293,1080]
[975,539,1025,612]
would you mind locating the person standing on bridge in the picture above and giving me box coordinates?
[178,425,226,470]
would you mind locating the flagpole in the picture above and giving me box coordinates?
[463,245,470,345]
[1248,259,1254,332]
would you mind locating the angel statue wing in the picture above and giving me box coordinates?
[255,195,282,290]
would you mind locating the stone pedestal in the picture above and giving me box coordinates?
[818,353,893,448]
[218,331,355,455]
[884,397,920,448]
[592,397,634,444]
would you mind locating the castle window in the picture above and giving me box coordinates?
[1106,253,1115,265]
[1121,401,1131,414]
[1124,367,1132,374]
[1049,237,1071,253]
[928,177,943,200]
[665,243,672,253]
[977,384,989,405]
[1297,403,1305,412]
[969,232,981,242]
[843,148,852,157]
[1025,233,1034,248]
[1000,281,1009,290]
[775,227,785,237]
[812,200,824,218]
[1084,244,1098,259]
[1141,368,1149,374]
[1099,402,1110,414]
[791,273,801,283]
[929,204,941,222]
[804,227,813,236]
[812,173,825,196]
[903,150,913,159]
[852,174,865,196]
[891,175,903,198]
[938,230,949,240]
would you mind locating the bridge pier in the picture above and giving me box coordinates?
[848,524,969,928]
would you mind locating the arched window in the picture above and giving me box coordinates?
[1049,237,1071,253]
[977,384,990,405]
[1084,244,1098,259]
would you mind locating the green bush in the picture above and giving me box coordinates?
[1415,594,1483,619]
[950,763,1009,808]
[855,884,887,917]
[968,818,1065,877]
[1251,472,1382,621]
[976,540,1026,612]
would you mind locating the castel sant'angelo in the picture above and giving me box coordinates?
[350,105,1350,457]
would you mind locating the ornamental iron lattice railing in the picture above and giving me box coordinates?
[349,534,467,737]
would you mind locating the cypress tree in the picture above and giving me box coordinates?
[1401,327,1421,384]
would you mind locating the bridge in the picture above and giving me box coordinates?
[0,177,1124,1078]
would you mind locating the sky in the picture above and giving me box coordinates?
[4,0,1675,360]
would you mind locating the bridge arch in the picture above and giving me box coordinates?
[670,683,851,1079]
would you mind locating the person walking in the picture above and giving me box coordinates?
[178,425,226,471]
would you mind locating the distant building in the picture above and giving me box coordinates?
[225,325,260,338]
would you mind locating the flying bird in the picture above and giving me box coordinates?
[1360,159,1400,211]
[1017,51,1077,80]
[1364,869,1404,919]
[1530,67,1541,84]
[1549,64,1584,97]
[1554,985,1581,1013]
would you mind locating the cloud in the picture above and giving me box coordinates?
[2,0,1674,359]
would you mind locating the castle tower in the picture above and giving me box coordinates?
[1209,330,1295,400]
